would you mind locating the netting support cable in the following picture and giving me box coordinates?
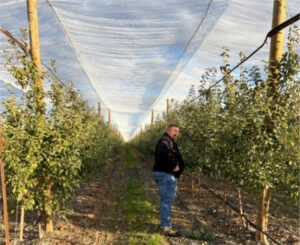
[0,26,28,52]
[155,0,214,99]
[46,0,109,111]
[0,26,67,88]
[136,0,214,134]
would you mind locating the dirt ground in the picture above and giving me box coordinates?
[1,149,299,245]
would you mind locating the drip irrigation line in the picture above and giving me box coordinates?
[200,182,283,245]
[31,212,42,228]
[237,185,299,218]
[184,172,283,245]
[187,13,300,105]
[271,198,299,218]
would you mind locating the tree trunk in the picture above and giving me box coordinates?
[191,172,194,197]
[0,123,10,245]
[237,188,246,228]
[38,210,43,239]
[198,173,201,199]
[44,186,53,233]
[256,187,271,244]
[224,179,227,213]
[19,206,25,241]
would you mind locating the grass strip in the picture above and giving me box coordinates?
[117,146,167,244]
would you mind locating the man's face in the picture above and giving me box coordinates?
[167,127,179,140]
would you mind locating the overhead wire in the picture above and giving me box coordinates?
[186,13,300,105]
[141,13,299,129]
[41,62,67,88]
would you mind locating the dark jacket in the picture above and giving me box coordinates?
[153,133,184,178]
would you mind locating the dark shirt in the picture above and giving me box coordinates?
[153,133,184,177]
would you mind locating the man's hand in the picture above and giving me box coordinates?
[173,165,179,172]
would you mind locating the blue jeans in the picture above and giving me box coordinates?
[153,171,177,228]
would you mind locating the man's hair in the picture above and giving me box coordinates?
[167,123,179,129]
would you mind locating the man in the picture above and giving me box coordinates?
[152,124,184,236]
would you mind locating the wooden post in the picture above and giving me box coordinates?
[97,102,101,121]
[257,1,286,244]
[268,0,286,99]
[27,0,53,233]
[27,0,44,115]
[151,109,154,125]
[269,0,286,62]
[166,99,170,118]
[0,122,10,245]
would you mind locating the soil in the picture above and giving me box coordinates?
[1,149,299,245]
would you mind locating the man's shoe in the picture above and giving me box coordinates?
[161,227,180,237]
